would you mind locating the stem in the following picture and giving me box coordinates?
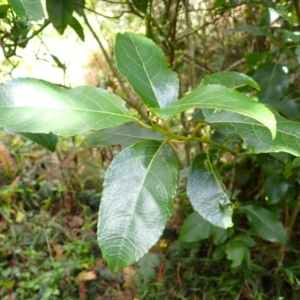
[135,119,236,155]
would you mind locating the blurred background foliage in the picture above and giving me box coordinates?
[1,0,300,299]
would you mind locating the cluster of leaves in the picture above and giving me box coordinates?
[0,29,298,273]
[1,0,300,298]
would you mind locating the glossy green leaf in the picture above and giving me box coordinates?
[153,84,276,139]
[206,111,300,156]
[0,78,134,136]
[86,122,165,148]
[46,0,74,34]
[201,72,260,90]
[5,128,57,152]
[132,0,148,13]
[8,0,44,21]
[69,16,84,41]
[115,32,179,109]
[98,140,178,273]
[187,154,233,229]
[243,205,287,243]
[252,62,290,105]
[179,212,214,243]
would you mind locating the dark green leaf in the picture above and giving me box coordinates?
[212,227,227,245]
[153,84,276,139]
[132,0,148,13]
[98,140,178,273]
[115,32,179,109]
[201,72,260,90]
[8,0,44,21]
[264,174,289,204]
[206,111,300,156]
[69,16,84,41]
[187,154,233,228]
[51,55,66,70]
[86,122,165,148]
[243,205,287,243]
[252,62,290,105]
[46,0,74,34]
[0,78,134,136]
[179,212,214,243]
[74,0,85,16]
[5,128,57,152]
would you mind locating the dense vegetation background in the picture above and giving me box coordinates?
[1,0,300,299]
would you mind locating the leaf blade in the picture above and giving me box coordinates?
[179,212,214,243]
[153,84,276,139]
[201,71,260,90]
[98,140,178,273]
[69,16,85,41]
[206,111,300,156]
[115,32,179,109]
[243,205,287,243]
[187,153,233,229]
[86,122,165,148]
[0,78,134,136]
[5,129,57,152]
[8,0,44,21]
[46,0,74,34]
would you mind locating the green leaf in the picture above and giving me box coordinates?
[206,111,300,156]
[132,0,148,13]
[115,32,179,109]
[264,174,289,204]
[51,55,66,70]
[235,233,255,248]
[179,212,214,243]
[5,129,57,152]
[98,140,178,273]
[212,227,228,245]
[187,153,233,229]
[8,0,44,21]
[252,62,290,105]
[86,122,165,148]
[74,0,85,16]
[201,72,260,90]
[0,78,134,136]
[46,0,74,34]
[225,241,249,268]
[243,205,287,243]
[153,84,276,139]
[69,16,84,41]
[137,253,161,283]
[246,52,268,67]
